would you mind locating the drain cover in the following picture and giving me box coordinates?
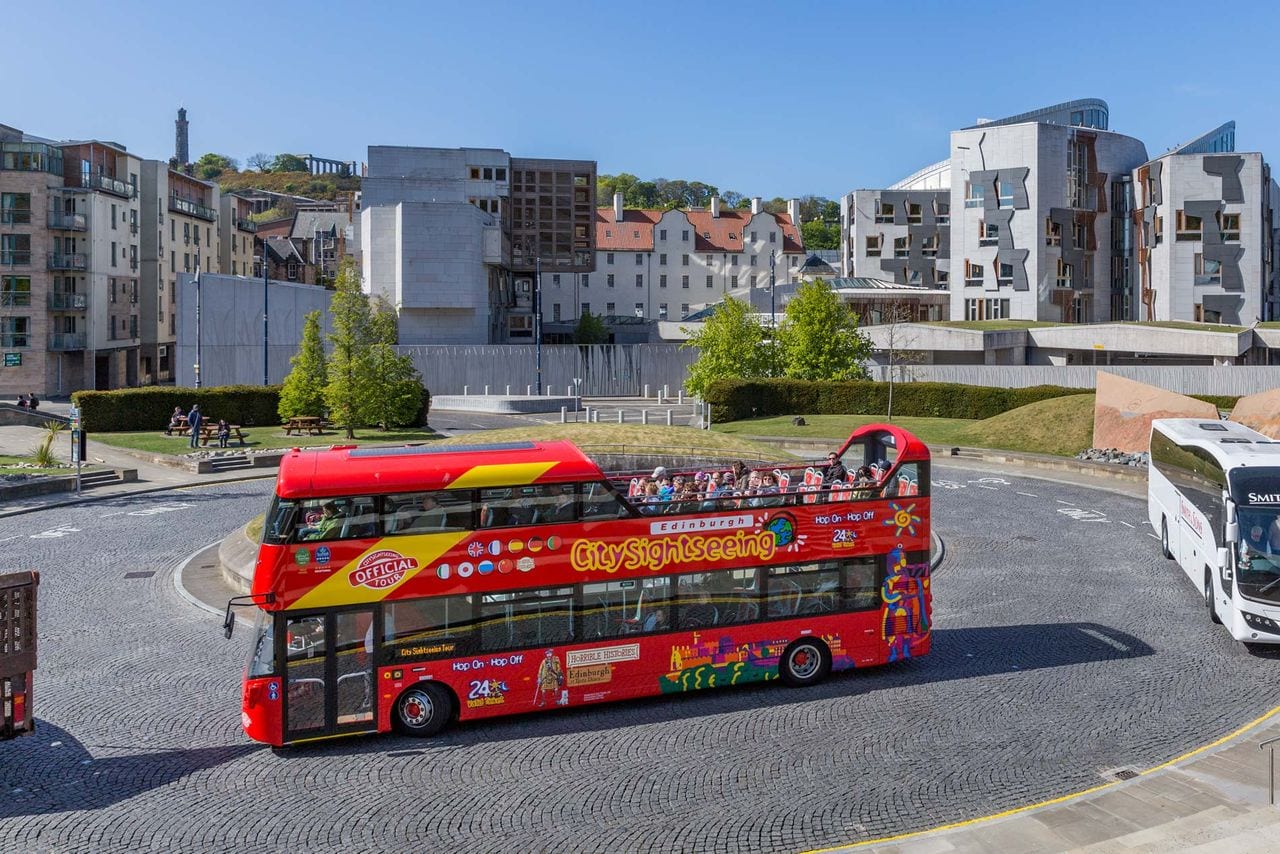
[124,571,155,579]
[1102,766,1141,781]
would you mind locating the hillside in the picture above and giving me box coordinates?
[216,170,360,202]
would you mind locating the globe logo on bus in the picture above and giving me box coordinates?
[765,513,797,547]
[349,549,419,590]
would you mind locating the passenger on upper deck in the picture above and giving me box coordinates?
[822,452,848,484]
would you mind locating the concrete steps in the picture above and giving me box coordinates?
[1075,802,1280,852]
[205,455,255,473]
[77,468,136,490]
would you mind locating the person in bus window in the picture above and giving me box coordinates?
[411,494,448,530]
[302,501,343,540]
[544,489,575,523]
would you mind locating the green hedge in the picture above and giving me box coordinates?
[72,385,283,432]
[705,378,1240,423]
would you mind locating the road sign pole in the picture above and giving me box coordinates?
[69,406,82,496]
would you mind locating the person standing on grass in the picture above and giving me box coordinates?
[187,404,202,448]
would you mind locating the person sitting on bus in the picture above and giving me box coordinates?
[853,465,875,486]
[508,494,540,525]
[679,590,719,628]
[822,452,848,484]
[409,494,448,531]
[543,489,575,523]
[301,501,343,540]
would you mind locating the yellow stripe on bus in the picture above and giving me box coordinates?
[446,462,557,490]
[291,532,468,610]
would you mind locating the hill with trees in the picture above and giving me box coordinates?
[187,151,361,207]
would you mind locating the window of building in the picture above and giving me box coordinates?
[1218,212,1241,241]
[635,274,643,287]
[635,253,643,265]
[730,255,738,266]
[936,269,950,285]
[0,316,29,348]
[965,182,985,208]
[1056,258,1073,288]
[634,302,644,316]
[607,274,615,287]
[906,269,922,285]
[704,254,712,266]
[659,303,668,319]
[496,168,506,181]
[1176,210,1202,241]
[552,274,561,285]
[659,229,667,240]
[681,275,689,289]
[682,254,690,266]
[605,229,611,238]
[934,200,950,224]
[1045,218,1062,247]
[751,231,758,242]
[769,233,776,243]
[111,242,118,267]
[789,256,796,268]
[875,201,894,223]
[482,167,493,180]
[682,229,689,241]
[553,303,562,321]
[581,274,589,288]
[705,275,713,287]
[659,253,667,265]
[979,222,998,246]
[1194,253,1222,285]
[681,303,689,316]
[581,302,590,316]
[865,235,882,257]
[964,260,983,286]
[702,232,710,240]
[606,301,615,314]
[998,262,1014,286]
[731,275,739,288]
[0,193,31,224]
[469,167,480,179]
[606,252,614,265]
[997,180,1015,208]
[1153,215,1164,245]
[0,234,30,266]
[906,202,922,224]
[893,236,910,257]
[287,262,299,280]
[750,254,757,265]
[920,235,939,257]
[0,276,31,306]
[1073,222,1086,250]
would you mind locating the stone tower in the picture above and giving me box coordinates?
[175,107,189,165]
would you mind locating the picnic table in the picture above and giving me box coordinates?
[283,416,327,436]
[168,422,248,446]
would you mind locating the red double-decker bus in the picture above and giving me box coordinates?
[1,570,38,740]
[232,423,931,746]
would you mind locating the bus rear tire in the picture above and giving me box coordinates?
[780,639,831,687]
[1205,570,1222,625]
[1160,518,1173,559]
[393,682,453,737]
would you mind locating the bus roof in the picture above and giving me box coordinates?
[837,422,931,462]
[275,440,607,499]
[1152,418,1280,466]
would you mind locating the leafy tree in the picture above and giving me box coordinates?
[574,310,609,344]
[366,298,423,429]
[323,260,377,439]
[764,197,787,215]
[880,301,925,421]
[194,152,238,180]
[820,200,841,222]
[682,296,770,396]
[278,310,328,419]
[271,153,309,173]
[801,219,840,250]
[246,152,272,172]
[721,190,745,209]
[776,280,872,381]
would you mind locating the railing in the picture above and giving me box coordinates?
[89,173,137,199]
[48,211,87,230]
[47,253,87,271]
[48,292,87,310]
[48,332,86,351]
[0,293,31,307]
[1,251,31,266]
[170,195,217,221]
[1262,735,1280,805]
[236,217,258,233]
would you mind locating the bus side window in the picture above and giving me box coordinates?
[582,482,630,520]
[842,557,881,611]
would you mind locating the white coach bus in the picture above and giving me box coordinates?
[1149,418,1280,644]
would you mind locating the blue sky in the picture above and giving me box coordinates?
[6,0,1278,200]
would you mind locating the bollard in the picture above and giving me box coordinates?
[657,390,664,405]
[677,390,683,404]
[527,385,532,396]
[644,383,650,399]
[663,384,669,398]
[705,402,712,430]
[560,406,567,423]
[484,385,490,395]
[567,385,573,397]
[642,409,649,425]
[463,385,469,396]
[617,410,624,424]
[505,385,511,395]
[592,409,599,423]
[584,406,591,422]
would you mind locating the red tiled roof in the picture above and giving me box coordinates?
[594,209,662,250]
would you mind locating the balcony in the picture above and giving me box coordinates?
[48,211,87,231]
[89,173,137,199]
[236,217,257,233]
[170,195,217,221]
[48,292,88,310]
[48,332,87,351]
[48,252,87,271]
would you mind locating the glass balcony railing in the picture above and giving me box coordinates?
[48,252,87,271]
[170,195,217,221]
[48,332,87,351]
[236,217,258,232]
[48,292,88,310]
[88,173,137,199]
[48,211,87,230]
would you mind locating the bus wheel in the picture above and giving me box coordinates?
[1160,518,1173,560]
[780,639,831,687]
[1205,570,1222,625]
[393,683,453,737]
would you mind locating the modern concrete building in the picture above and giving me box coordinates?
[360,146,596,344]
[1134,122,1279,325]
[219,193,258,279]
[841,184,950,287]
[584,194,804,324]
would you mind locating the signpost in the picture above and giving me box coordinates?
[68,406,82,496]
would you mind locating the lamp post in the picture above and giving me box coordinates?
[262,240,270,386]
[534,255,542,395]
[194,249,202,388]
[769,249,777,376]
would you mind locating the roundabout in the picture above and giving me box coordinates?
[0,463,1277,852]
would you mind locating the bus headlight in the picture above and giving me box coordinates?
[1241,611,1280,634]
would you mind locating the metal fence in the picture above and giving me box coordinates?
[867,365,1280,396]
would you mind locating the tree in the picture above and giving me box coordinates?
[366,298,424,430]
[323,260,378,439]
[278,311,328,419]
[776,280,872,381]
[879,301,925,421]
[682,296,770,397]
[574,310,609,344]
[271,153,308,173]
[246,152,272,172]
[801,219,840,250]
[194,152,238,180]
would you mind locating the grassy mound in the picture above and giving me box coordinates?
[952,393,1095,457]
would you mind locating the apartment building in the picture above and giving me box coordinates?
[139,162,219,384]
[219,193,258,279]
[360,146,596,343]
[583,195,805,323]
[1134,122,1278,325]
[0,124,146,395]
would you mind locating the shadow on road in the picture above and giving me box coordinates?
[0,721,260,818]
[271,621,1153,758]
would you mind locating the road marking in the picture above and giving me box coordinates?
[1079,627,1130,651]
[126,502,194,517]
[0,534,21,544]
[1055,499,1075,506]
[1016,491,1037,498]
[1120,521,1136,529]
[31,525,80,539]
[1147,533,1161,541]
[1057,507,1109,523]
[975,484,998,490]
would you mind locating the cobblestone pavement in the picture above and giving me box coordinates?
[1,466,1277,853]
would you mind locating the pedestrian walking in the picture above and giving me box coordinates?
[27,392,38,411]
[187,404,202,448]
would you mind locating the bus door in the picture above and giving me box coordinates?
[283,608,377,742]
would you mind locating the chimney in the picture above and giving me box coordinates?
[613,192,624,222]
[751,197,762,215]
[787,198,801,226]
[710,196,721,218]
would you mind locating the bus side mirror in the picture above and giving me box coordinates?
[1226,521,1240,544]
[223,606,236,640]
[1218,547,1232,574]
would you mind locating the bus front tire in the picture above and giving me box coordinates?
[780,639,831,687]
[1205,570,1222,625]
[1161,518,1173,560]
[393,682,453,737]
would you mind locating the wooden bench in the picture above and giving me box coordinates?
[283,416,327,436]
[195,425,248,447]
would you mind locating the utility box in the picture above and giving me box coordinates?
[1,570,38,739]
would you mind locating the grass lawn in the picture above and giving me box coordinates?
[714,393,1099,458]
[923,319,1065,331]
[92,427,444,456]
[437,424,796,461]
[0,454,76,475]
[1127,321,1245,334]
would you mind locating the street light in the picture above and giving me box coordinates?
[194,249,202,388]
[769,249,777,376]
[534,255,542,395]
[262,237,269,386]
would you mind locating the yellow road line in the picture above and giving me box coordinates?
[801,702,1280,853]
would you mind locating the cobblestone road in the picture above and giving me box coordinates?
[1,467,1277,853]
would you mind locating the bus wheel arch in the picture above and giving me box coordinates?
[1204,567,1222,625]
[779,638,832,687]
[1160,517,1173,559]
[392,681,456,737]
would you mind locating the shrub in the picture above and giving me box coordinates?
[72,385,282,432]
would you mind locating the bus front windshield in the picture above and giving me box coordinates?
[1235,508,1280,604]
